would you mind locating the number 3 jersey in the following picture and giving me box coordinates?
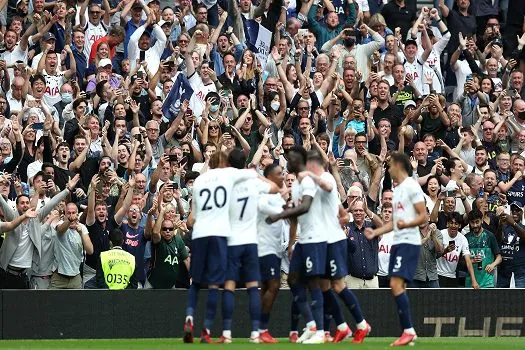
[192,168,257,240]
[291,175,328,244]
[228,178,272,246]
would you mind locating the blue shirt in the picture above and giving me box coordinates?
[50,23,66,53]
[65,45,87,89]
[499,223,525,272]
[121,223,148,284]
[347,220,378,279]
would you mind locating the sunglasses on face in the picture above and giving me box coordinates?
[162,227,174,232]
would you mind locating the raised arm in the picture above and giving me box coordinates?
[114,176,136,225]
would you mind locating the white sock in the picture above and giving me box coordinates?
[290,331,298,335]
[251,331,259,338]
[356,320,367,330]
[185,315,193,324]
[222,330,232,338]
[337,322,349,331]
[306,321,316,329]
[259,328,268,333]
[316,330,325,337]
[404,327,416,335]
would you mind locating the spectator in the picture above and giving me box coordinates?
[411,221,443,288]
[464,209,502,288]
[345,199,383,288]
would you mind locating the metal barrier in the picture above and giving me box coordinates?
[1,289,524,339]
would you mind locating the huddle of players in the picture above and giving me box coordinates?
[182,147,426,347]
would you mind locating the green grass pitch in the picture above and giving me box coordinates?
[1,338,525,349]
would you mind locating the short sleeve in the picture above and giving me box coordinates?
[301,176,318,198]
[461,236,471,256]
[409,179,425,204]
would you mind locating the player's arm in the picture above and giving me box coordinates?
[288,216,298,259]
[397,201,428,230]
[364,221,393,239]
[266,195,313,224]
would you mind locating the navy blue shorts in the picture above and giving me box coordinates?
[290,242,327,278]
[325,240,348,279]
[226,244,260,283]
[388,244,421,282]
[191,236,228,285]
[259,254,281,282]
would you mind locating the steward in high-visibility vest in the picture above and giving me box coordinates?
[100,229,136,289]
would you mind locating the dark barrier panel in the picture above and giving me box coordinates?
[2,289,525,339]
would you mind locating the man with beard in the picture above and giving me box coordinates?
[210,14,243,77]
[437,212,478,288]
[482,169,501,213]
[439,0,477,56]
[464,209,501,288]
[86,174,130,289]
[495,202,525,288]
[217,53,241,97]
[2,23,34,79]
[79,1,110,60]
[307,1,356,52]
[414,94,450,141]
[471,146,491,175]
[42,134,72,191]
[117,177,150,288]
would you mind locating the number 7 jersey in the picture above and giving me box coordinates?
[229,178,272,246]
[191,168,258,240]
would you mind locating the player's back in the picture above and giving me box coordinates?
[392,176,424,246]
[319,172,346,244]
[192,168,257,240]
[291,176,327,244]
[257,193,286,257]
[229,178,271,246]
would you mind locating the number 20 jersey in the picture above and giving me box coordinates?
[192,168,257,240]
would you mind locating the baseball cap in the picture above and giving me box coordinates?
[404,100,416,109]
[405,39,418,48]
[158,20,172,27]
[98,58,113,68]
[510,201,523,211]
[42,33,56,42]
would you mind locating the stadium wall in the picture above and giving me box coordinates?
[1,289,524,339]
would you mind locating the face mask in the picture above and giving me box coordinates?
[210,104,219,113]
[519,111,525,120]
[270,101,280,111]
[61,92,73,103]
[343,37,355,47]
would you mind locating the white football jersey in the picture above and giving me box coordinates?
[291,176,327,244]
[377,231,394,276]
[437,229,471,278]
[191,168,257,240]
[392,176,425,246]
[319,172,346,244]
[257,193,286,257]
[84,21,108,60]
[229,178,272,246]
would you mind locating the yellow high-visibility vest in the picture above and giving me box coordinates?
[100,247,135,290]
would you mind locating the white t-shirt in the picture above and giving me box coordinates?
[43,71,66,107]
[191,167,257,240]
[453,59,473,102]
[404,57,427,95]
[188,73,217,117]
[320,172,346,244]
[392,176,425,246]
[378,231,394,276]
[257,193,286,257]
[437,229,470,278]
[10,225,33,269]
[291,176,327,244]
[229,178,271,246]
[83,21,108,60]
[2,45,28,80]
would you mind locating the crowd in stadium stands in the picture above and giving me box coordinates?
[0,0,523,292]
